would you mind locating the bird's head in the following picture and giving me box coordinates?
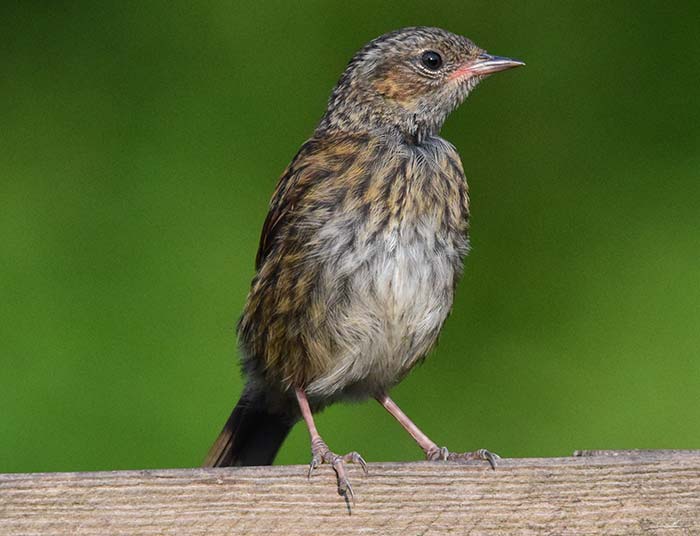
[319,27,524,143]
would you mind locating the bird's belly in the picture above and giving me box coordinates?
[305,228,461,400]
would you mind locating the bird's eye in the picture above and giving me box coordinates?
[420,50,443,71]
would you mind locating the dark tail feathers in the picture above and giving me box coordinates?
[203,392,293,467]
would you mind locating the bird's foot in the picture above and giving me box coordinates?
[426,446,500,469]
[308,437,368,499]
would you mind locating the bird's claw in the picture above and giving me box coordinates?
[427,446,500,470]
[344,451,369,474]
[308,438,367,498]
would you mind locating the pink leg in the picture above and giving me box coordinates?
[295,388,367,498]
[376,393,499,469]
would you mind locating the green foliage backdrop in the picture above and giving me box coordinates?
[2,1,699,473]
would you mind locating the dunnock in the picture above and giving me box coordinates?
[204,26,524,498]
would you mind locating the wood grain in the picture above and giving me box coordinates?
[1,451,699,535]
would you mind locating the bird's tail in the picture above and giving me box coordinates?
[203,391,293,467]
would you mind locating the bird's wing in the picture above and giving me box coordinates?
[254,140,316,270]
[254,134,369,270]
[241,133,375,388]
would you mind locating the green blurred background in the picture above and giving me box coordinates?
[2,1,699,474]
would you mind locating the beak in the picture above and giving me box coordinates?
[465,53,525,75]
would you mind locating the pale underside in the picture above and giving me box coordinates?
[304,218,462,400]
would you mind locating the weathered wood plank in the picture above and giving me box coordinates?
[1,452,699,535]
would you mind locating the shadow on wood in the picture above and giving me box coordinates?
[1,450,699,535]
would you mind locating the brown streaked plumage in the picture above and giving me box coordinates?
[204,26,524,498]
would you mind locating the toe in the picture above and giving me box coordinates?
[480,449,500,470]
[339,477,354,501]
[343,451,369,474]
[308,453,322,478]
[426,446,450,461]
[443,448,500,469]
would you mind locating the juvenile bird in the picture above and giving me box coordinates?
[204,26,523,497]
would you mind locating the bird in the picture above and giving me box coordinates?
[204,26,524,498]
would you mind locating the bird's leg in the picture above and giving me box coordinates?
[295,388,367,498]
[376,393,499,469]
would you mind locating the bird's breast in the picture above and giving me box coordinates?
[304,206,468,401]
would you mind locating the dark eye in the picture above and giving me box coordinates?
[420,50,443,71]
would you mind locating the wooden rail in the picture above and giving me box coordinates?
[1,450,699,535]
